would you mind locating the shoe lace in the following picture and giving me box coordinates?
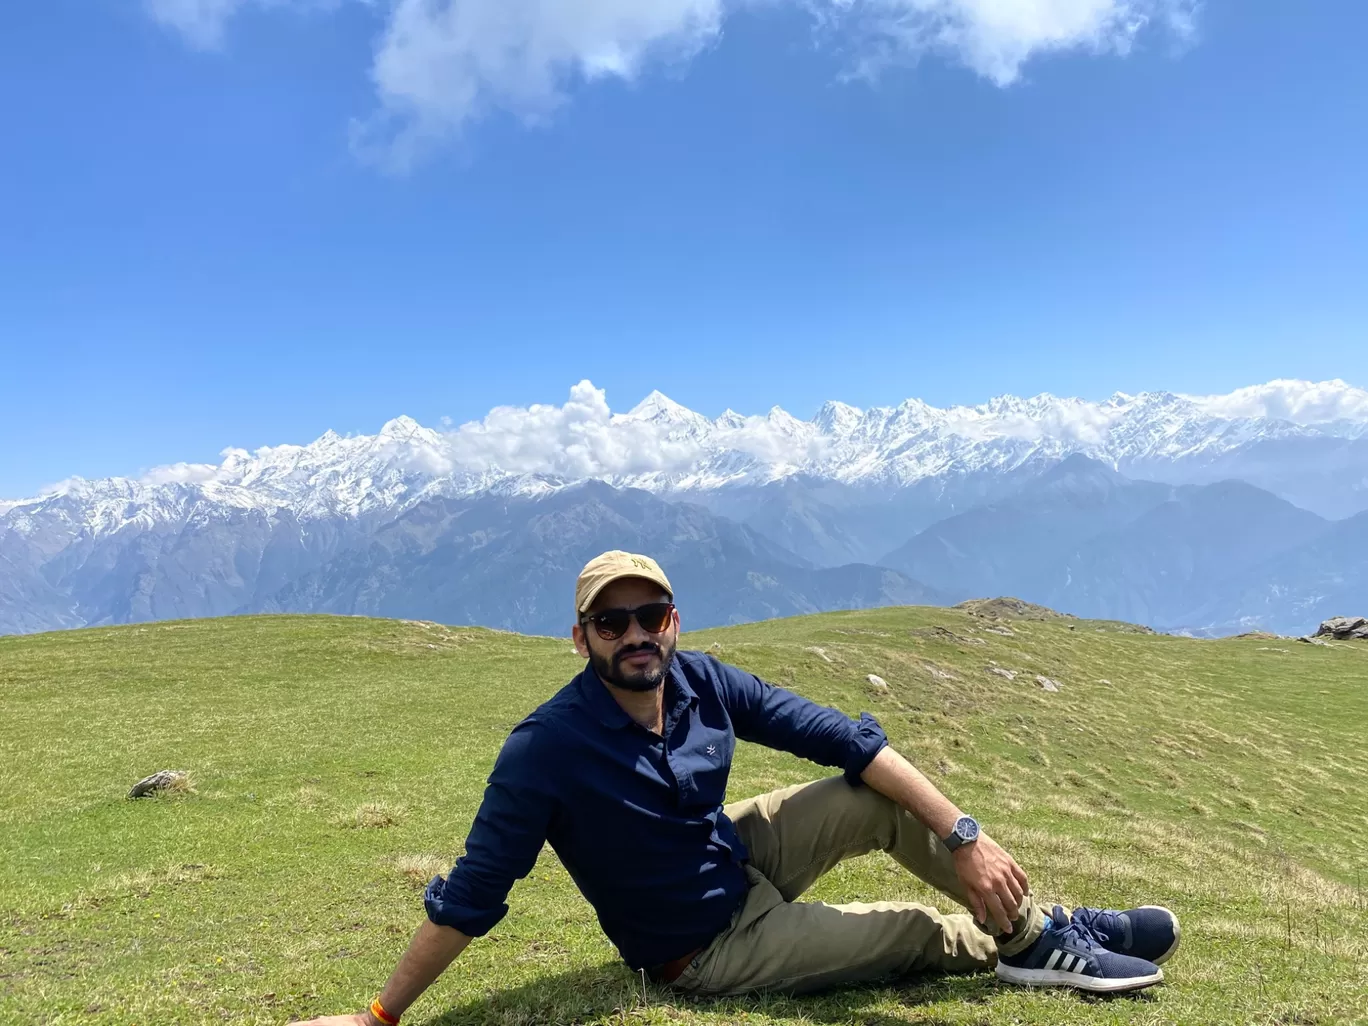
[1049,914,1108,952]
[1070,908,1123,945]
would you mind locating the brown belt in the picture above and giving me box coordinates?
[648,946,703,985]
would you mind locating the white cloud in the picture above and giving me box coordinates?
[145,0,255,49]
[145,0,1198,164]
[145,0,342,49]
[352,0,725,167]
[446,380,703,476]
[1188,379,1368,426]
[436,380,826,478]
[833,0,1197,86]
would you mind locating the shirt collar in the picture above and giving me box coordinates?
[576,657,696,731]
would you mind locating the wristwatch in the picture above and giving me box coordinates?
[942,814,980,852]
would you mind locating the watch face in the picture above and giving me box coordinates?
[957,817,980,841]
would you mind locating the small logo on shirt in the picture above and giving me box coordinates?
[706,744,718,757]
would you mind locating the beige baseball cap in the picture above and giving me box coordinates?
[575,550,674,615]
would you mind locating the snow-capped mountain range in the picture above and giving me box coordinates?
[2,378,1365,639]
[5,378,1367,535]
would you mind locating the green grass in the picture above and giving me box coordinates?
[2,609,1367,1026]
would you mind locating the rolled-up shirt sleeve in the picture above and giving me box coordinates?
[712,657,887,784]
[424,723,558,936]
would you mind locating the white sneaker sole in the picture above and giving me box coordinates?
[996,962,1164,993]
[1139,905,1182,965]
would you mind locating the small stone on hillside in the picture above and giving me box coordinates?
[708,642,723,654]
[982,626,1015,637]
[989,667,1017,681]
[806,646,833,663]
[1298,636,1331,647]
[923,663,958,681]
[1315,616,1368,641]
[866,674,889,692]
[1097,679,1113,685]
[128,770,191,799]
[1035,676,1061,693]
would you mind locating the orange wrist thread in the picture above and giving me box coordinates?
[370,997,400,1026]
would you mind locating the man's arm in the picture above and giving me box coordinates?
[713,660,887,782]
[373,922,471,1016]
[860,745,1030,934]
[366,930,473,1023]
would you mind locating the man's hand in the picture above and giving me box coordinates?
[952,832,1030,934]
[286,1014,375,1026]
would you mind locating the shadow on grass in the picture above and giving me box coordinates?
[419,961,1157,1026]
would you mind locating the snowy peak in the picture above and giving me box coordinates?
[623,390,714,443]
[378,415,431,442]
[814,401,863,435]
[628,390,701,424]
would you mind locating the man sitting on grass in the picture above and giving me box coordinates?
[292,550,1181,1026]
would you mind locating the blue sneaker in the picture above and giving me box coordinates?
[1072,905,1181,965]
[996,906,1164,993]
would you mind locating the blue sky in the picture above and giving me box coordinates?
[1,0,1364,499]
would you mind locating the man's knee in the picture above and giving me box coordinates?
[736,778,907,864]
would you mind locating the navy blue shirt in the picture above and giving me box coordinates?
[423,650,888,970]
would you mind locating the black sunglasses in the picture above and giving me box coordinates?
[581,602,676,641]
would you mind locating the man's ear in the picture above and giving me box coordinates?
[572,623,590,658]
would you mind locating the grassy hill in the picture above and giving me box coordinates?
[2,609,1366,1025]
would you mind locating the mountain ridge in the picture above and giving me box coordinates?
[6,378,1367,529]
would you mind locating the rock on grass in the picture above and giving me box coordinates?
[1315,616,1368,641]
[128,770,192,799]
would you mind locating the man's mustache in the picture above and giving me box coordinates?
[614,642,661,663]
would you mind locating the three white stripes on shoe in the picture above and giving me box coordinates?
[1043,949,1086,973]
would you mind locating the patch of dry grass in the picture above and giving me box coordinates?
[389,853,452,887]
[335,801,405,829]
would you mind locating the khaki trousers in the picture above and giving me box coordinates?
[669,777,1046,996]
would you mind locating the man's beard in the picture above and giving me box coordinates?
[591,637,677,692]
